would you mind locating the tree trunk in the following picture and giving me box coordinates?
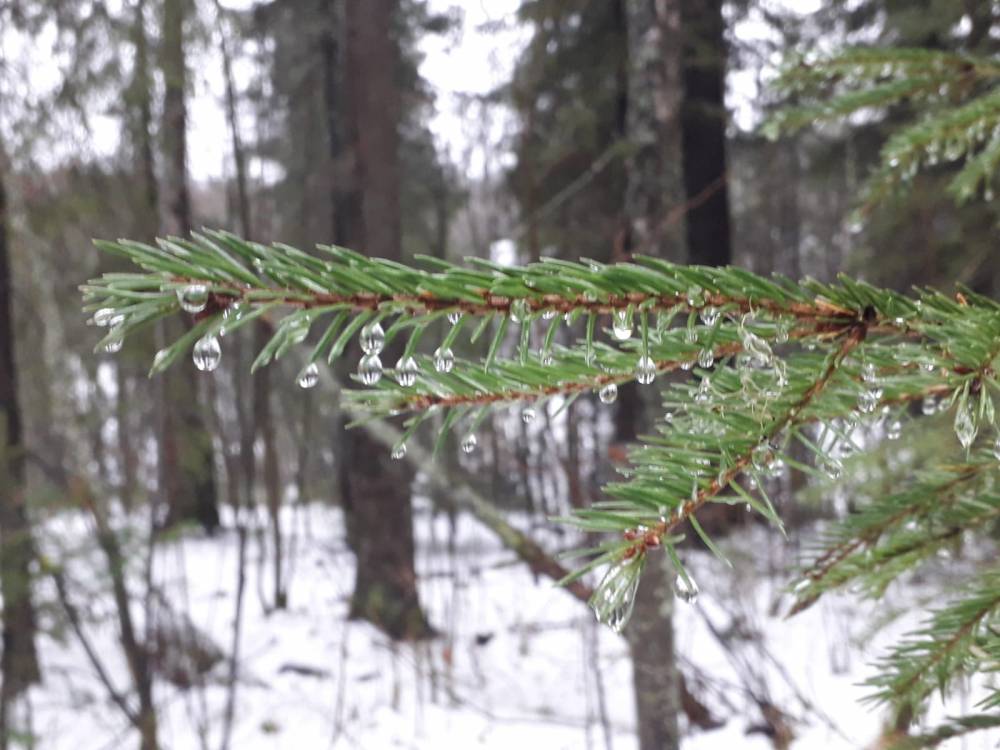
[332,0,432,640]
[679,0,731,267]
[159,0,220,534]
[619,0,687,747]
[0,138,41,742]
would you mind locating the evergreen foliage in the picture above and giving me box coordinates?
[81,43,1000,747]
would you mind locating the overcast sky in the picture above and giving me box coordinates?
[1,0,824,182]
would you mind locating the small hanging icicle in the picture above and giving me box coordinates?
[589,557,644,634]
[192,334,221,372]
[954,396,978,449]
[297,362,319,389]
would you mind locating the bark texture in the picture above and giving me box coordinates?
[334,0,432,640]
[0,137,41,733]
[159,0,221,534]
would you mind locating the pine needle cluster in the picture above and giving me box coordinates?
[81,44,1000,746]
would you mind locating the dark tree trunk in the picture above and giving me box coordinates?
[159,0,220,534]
[332,0,432,640]
[679,0,731,267]
[0,139,41,737]
[619,0,686,747]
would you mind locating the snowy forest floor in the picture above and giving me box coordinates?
[23,497,999,749]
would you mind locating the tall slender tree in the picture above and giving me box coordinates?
[619,1,687,746]
[679,0,731,267]
[0,135,41,746]
[334,0,433,639]
[159,0,221,533]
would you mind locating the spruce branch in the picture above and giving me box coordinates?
[768,47,1000,209]
[864,567,1000,714]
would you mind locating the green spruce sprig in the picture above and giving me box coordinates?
[83,230,1000,741]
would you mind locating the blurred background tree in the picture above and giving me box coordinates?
[1,0,999,748]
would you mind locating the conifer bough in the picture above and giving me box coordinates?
[82,46,1000,743]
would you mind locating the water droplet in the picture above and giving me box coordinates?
[391,443,407,460]
[744,503,752,513]
[522,406,536,423]
[599,383,618,404]
[103,337,123,354]
[697,349,714,369]
[921,361,936,373]
[954,399,978,449]
[839,438,856,458]
[153,349,169,369]
[396,355,419,387]
[542,309,556,320]
[360,321,385,355]
[611,309,633,341]
[861,361,877,384]
[685,328,698,345]
[857,388,880,415]
[297,363,319,389]
[192,334,221,372]
[590,560,642,633]
[993,436,1000,461]
[510,298,530,323]
[673,574,699,603]
[219,304,244,337]
[664,410,674,423]
[746,475,758,490]
[775,320,790,344]
[694,378,712,404]
[823,457,844,480]
[680,360,694,371]
[751,443,774,472]
[686,286,705,308]
[699,306,719,327]
[93,308,116,327]
[922,394,939,415]
[447,311,462,325]
[433,347,454,373]
[461,433,477,453]
[887,420,902,440]
[358,353,383,385]
[177,284,209,313]
[635,356,656,385]
[541,353,554,366]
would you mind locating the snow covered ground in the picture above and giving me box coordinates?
[23,499,1000,749]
